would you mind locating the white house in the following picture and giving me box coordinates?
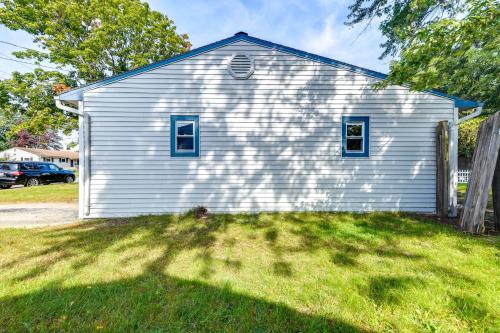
[55,32,482,219]
[0,147,79,170]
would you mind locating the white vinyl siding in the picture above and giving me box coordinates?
[83,41,454,217]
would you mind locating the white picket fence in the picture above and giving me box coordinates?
[458,169,470,183]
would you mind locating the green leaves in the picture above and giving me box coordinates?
[458,115,487,158]
[347,0,499,158]
[347,0,499,111]
[0,0,190,146]
[0,0,191,82]
[0,69,77,138]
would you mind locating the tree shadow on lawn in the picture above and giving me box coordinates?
[366,275,423,305]
[284,212,435,268]
[1,212,373,332]
[0,274,366,332]
[0,211,477,276]
[0,211,496,331]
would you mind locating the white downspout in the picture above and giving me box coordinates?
[83,105,91,217]
[448,103,484,217]
[54,98,91,218]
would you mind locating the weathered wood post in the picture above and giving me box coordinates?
[492,148,500,230]
[436,121,449,218]
[460,112,500,233]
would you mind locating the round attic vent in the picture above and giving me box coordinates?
[228,54,254,79]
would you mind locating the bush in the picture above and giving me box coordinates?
[191,206,209,219]
[458,115,488,159]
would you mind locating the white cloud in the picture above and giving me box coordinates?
[148,0,390,72]
[0,0,392,76]
[299,6,390,72]
[301,14,338,55]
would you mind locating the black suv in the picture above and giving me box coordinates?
[0,162,76,189]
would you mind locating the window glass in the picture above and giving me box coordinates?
[171,115,199,157]
[177,122,194,136]
[48,164,59,171]
[342,116,369,157]
[346,122,364,152]
[0,163,17,171]
[21,163,35,170]
[176,121,195,152]
[177,137,194,150]
[346,138,363,151]
[346,124,363,137]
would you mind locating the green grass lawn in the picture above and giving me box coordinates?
[0,183,78,203]
[0,212,498,332]
[458,183,493,210]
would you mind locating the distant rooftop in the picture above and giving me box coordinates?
[12,147,79,159]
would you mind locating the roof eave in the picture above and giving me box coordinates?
[454,99,481,109]
[57,34,246,101]
[56,33,481,108]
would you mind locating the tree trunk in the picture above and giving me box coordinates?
[460,112,500,233]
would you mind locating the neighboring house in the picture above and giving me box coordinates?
[55,32,481,219]
[0,147,79,169]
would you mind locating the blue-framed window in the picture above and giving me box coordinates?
[342,116,369,157]
[170,115,200,157]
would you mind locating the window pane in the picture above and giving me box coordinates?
[347,124,362,137]
[346,138,363,151]
[177,137,194,150]
[0,163,17,171]
[177,122,193,135]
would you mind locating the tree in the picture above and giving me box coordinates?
[0,0,190,146]
[0,69,77,139]
[9,128,62,149]
[458,114,487,159]
[0,0,191,82]
[0,118,13,151]
[346,0,499,111]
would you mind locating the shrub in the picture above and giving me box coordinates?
[192,206,209,219]
[458,115,488,159]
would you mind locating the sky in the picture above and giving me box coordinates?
[0,0,391,80]
[0,0,390,148]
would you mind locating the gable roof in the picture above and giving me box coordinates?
[13,147,79,159]
[56,32,480,108]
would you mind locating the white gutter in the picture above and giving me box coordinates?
[457,104,484,125]
[54,97,91,218]
[55,99,82,116]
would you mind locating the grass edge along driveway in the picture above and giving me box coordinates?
[0,183,78,204]
[0,211,498,332]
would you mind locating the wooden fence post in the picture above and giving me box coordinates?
[460,112,500,233]
[492,148,500,231]
[436,121,449,218]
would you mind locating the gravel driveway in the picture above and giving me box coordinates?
[0,203,78,228]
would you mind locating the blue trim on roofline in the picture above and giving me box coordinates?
[57,33,480,108]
